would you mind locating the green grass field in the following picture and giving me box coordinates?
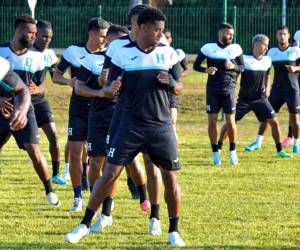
[0,68,300,249]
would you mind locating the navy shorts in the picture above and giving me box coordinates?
[107,124,180,171]
[68,113,89,142]
[206,88,237,114]
[168,92,177,108]
[235,97,276,122]
[0,107,39,149]
[33,100,55,127]
[269,88,300,114]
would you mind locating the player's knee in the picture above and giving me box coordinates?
[48,132,59,147]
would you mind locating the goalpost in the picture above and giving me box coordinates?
[27,0,37,19]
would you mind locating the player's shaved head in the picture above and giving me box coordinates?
[14,14,36,30]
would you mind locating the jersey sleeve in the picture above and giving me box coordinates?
[193,50,207,72]
[56,47,72,72]
[77,64,93,83]
[294,30,300,42]
[3,70,24,89]
[107,63,123,82]
[169,62,182,81]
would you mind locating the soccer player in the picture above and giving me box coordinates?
[164,29,190,141]
[218,34,290,158]
[245,26,300,152]
[31,19,66,185]
[0,14,60,206]
[53,18,110,211]
[65,8,185,247]
[193,23,244,166]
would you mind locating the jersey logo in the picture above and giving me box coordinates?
[106,135,110,144]
[107,147,116,158]
[80,56,85,60]
[87,143,92,152]
[68,128,73,135]
[206,105,211,112]
[155,54,165,64]
[131,56,138,61]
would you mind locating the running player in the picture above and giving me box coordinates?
[245,26,300,153]
[31,19,66,185]
[0,14,60,206]
[193,22,244,166]
[53,18,109,211]
[65,8,185,246]
[218,34,290,158]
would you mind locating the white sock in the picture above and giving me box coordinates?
[293,138,299,147]
[255,135,263,145]
[64,162,70,172]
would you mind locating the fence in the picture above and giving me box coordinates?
[0,5,299,53]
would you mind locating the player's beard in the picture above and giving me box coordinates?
[19,36,34,49]
[222,36,232,45]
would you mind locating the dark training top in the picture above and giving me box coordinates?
[108,41,181,129]
[238,54,272,101]
[193,41,244,92]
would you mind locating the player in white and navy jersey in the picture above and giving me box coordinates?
[193,22,244,166]
[31,20,66,185]
[245,26,300,153]
[0,15,60,206]
[66,8,185,247]
[218,34,290,158]
[53,18,110,212]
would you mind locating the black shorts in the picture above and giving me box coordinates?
[68,113,89,142]
[107,124,180,171]
[0,107,39,149]
[106,109,122,152]
[87,112,111,157]
[168,92,177,108]
[269,88,300,114]
[33,100,55,127]
[206,88,236,114]
[235,97,276,122]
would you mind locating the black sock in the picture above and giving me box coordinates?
[217,141,223,150]
[89,186,93,193]
[229,142,236,151]
[288,126,293,137]
[80,207,96,228]
[211,143,218,152]
[150,204,159,219]
[43,179,53,195]
[137,184,147,204]
[276,143,282,153]
[82,163,87,177]
[52,161,60,177]
[102,197,113,216]
[169,217,179,233]
[127,177,134,186]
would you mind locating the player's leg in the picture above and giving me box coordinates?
[81,144,89,191]
[63,141,70,180]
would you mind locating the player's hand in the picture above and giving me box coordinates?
[285,65,297,73]
[225,60,235,70]
[157,71,169,84]
[109,76,122,95]
[98,68,109,86]
[69,77,77,88]
[205,67,218,75]
[263,87,270,97]
[293,41,300,48]
[9,108,28,130]
[28,81,40,95]
[0,97,14,112]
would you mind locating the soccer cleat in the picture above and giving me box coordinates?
[277,151,291,158]
[212,151,221,166]
[293,145,300,153]
[149,218,162,236]
[229,150,238,165]
[65,224,90,244]
[63,163,70,181]
[140,200,151,213]
[70,197,84,212]
[47,192,61,206]
[127,180,140,200]
[90,214,113,233]
[81,176,89,191]
[52,174,67,185]
[282,137,293,147]
[245,141,261,151]
[168,232,186,247]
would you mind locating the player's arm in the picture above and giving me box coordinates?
[98,56,111,86]
[193,51,218,75]
[158,62,183,95]
[52,56,76,87]
[225,54,245,72]
[28,68,47,95]
[263,72,272,97]
[285,57,300,73]
[180,57,190,77]
[101,63,123,99]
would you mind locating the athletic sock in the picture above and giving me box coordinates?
[169,217,179,233]
[217,141,223,150]
[294,138,299,147]
[276,143,282,153]
[89,186,93,193]
[73,185,82,198]
[255,135,263,145]
[80,207,95,228]
[288,126,293,138]
[150,204,160,220]
[137,184,147,204]
[52,161,60,177]
[127,177,134,186]
[229,142,236,151]
[43,179,53,195]
[102,197,113,216]
[82,163,87,177]
[211,143,218,152]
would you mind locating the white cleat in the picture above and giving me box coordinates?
[65,224,89,244]
[212,151,221,166]
[149,218,162,236]
[168,231,186,247]
[90,214,113,233]
[229,150,238,166]
[47,192,61,206]
[70,197,84,212]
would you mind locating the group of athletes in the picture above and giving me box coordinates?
[0,3,299,247]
